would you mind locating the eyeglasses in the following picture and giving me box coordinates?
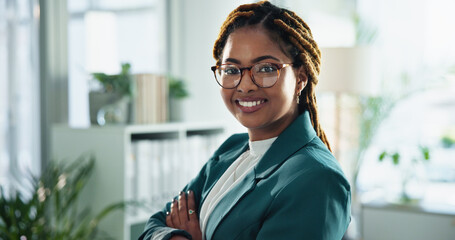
[211,62,292,89]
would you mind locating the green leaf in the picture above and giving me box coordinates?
[420,146,430,160]
[392,153,400,165]
[92,62,132,97]
[378,151,387,161]
[169,77,189,99]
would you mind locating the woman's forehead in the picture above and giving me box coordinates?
[222,26,291,64]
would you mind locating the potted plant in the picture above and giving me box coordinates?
[378,146,430,202]
[0,155,127,239]
[168,76,189,122]
[89,63,133,125]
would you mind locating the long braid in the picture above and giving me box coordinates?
[275,22,321,72]
[213,1,332,152]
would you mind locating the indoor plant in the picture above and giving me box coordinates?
[168,76,189,122]
[378,146,431,202]
[0,155,126,240]
[89,63,133,125]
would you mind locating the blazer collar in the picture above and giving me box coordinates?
[204,111,316,239]
[218,140,249,163]
[254,111,316,180]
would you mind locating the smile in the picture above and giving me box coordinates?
[238,100,266,107]
[235,99,267,113]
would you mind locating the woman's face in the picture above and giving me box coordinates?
[220,26,306,141]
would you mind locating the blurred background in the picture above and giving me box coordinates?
[1,0,454,239]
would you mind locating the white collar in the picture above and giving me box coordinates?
[248,137,278,157]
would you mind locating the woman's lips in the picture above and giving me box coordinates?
[235,98,267,113]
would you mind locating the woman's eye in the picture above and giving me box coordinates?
[223,67,240,75]
[257,65,277,73]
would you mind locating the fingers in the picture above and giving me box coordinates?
[166,211,173,228]
[178,191,189,222]
[170,198,181,226]
[168,190,199,231]
[187,190,198,222]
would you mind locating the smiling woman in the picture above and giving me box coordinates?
[139,1,351,240]
[217,26,304,141]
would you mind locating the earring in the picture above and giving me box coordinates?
[296,91,301,104]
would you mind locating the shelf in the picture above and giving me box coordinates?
[52,122,226,240]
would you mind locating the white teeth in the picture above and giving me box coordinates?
[239,100,264,107]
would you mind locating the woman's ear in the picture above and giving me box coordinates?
[296,66,307,93]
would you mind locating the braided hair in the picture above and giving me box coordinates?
[213,0,332,151]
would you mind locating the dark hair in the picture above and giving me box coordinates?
[213,0,331,151]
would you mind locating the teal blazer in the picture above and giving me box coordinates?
[139,111,351,240]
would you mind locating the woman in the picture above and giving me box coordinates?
[139,1,351,239]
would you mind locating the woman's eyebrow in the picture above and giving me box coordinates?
[224,58,241,64]
[252,55,280,63]
[224,55,280,64]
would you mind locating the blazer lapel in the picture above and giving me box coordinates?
[204,170,257,240]
[200,139,249,208]
[254,111,316,180]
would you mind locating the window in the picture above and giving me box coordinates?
[356,0,455,202]
[0,0,41,194]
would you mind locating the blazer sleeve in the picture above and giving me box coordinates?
[255,166,351,240]
[138,163,208,240]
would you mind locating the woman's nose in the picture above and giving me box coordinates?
[236,69,258,93]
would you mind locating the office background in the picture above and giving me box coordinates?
[1,0,455,239]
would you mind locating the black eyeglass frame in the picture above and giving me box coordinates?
[211,62,293,89]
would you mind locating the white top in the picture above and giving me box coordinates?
[199,137,277,239]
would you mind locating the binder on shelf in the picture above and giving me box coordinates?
[127,144,138,201]
[130,134,224,211]
[135,140,153,203]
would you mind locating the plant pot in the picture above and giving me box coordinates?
[89,91,130,125]
[169,97,183,122]
[399,161,426,203]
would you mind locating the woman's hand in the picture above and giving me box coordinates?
[166,190,202,240]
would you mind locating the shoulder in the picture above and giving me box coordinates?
[270,142,351,211]
[280,136,350,192]
[260,138,352,239]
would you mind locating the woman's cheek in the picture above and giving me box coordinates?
[220,88,235,113]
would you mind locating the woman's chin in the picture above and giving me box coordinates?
[236,117,265,131]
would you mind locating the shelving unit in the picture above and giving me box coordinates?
[51,122,225,240]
